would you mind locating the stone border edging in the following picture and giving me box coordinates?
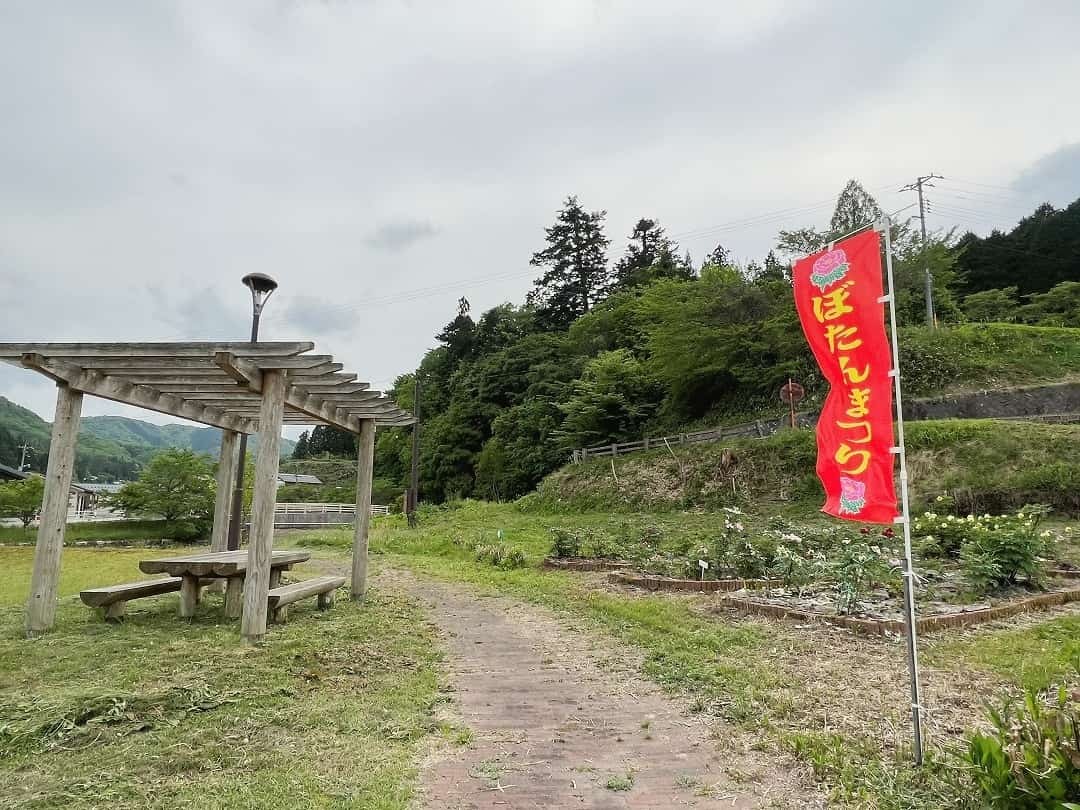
[608,571,778,592]
[543,558,635,572]
[1048,568,1080,579]
[719,587,1080,636]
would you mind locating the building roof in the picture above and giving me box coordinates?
[277,473,323,485]
[0,462,29,480]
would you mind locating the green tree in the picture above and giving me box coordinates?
[557,350,664,448]
[526,195,612,328]
[828,178,883,235]
[1018,281,1080,326]
[0,475,45,528]
[613,218,693,289]
[292,430,310,460]
[954,199,1080,296]
[106,449,215,527]
[962,287,1019,322]
[776,179,886,258]
[891,231,963,325]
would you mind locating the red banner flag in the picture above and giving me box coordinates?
[793,230,898,524]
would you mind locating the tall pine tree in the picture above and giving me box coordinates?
[613,218,693,288]
[526,196,612,329]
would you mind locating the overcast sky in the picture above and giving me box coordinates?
[2,1,1079,436]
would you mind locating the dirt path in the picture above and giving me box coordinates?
[394,573,822,810]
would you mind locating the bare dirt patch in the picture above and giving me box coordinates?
[393,572,823,809]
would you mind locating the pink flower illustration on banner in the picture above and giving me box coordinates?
[810,248,849,291]
[839,476,866,515]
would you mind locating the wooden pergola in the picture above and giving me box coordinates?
[0,342,413,641]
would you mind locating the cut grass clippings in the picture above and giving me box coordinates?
[0,547,449,810]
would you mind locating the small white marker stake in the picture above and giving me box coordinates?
[698,559,708,581]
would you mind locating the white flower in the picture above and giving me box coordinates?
[733,522,744,532]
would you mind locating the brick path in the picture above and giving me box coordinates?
[408,578,821,810]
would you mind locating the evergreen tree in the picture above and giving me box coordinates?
[613,218,693,288]
[292,430,310,460]
[776,179,885,257]
[526,196,612,329]
[829,179,883,235]
[435,297,476,364]
[702,242,729,268]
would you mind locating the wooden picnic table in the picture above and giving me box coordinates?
[139,550,311,619]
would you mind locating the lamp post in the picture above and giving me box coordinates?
[226,273,278,551]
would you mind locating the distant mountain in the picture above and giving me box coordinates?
[0,397,295,482]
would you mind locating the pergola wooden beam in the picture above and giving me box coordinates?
[19,354,256,434]
[0,341,314,358]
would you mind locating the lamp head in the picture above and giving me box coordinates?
[242,273,278,311]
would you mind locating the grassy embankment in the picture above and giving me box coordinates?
[685,322,1080,428]
[0,520,203,545]
[0,545,452,810]
[531,418,1080,517]
[297,501,1080,809]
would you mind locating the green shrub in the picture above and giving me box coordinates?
[967,687,1080,808]
[474,544,528,569]
[581,529,623,560]
[958,505,1054,594]
[548,527,582,558]
[829,537,897,615]
[771,531,825,592]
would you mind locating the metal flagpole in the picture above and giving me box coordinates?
[878,215,924,765]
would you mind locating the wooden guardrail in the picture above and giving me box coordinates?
[571,412,817,463]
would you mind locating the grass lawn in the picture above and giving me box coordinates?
[0,520,201,545]
[0,545,450,810]
[4,503,1078,809]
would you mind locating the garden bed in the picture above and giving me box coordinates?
[608,571,778,593]
[543,557,635,572]
[717,585,1080,636]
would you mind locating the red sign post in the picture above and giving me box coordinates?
[792,230,898,524]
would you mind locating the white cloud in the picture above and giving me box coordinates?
[1,0,1079,424]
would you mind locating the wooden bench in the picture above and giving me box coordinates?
[267,575,345,624]
[80,577,184,621]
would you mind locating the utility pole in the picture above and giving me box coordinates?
[407,374,421,529]
[17,442,35,472]
[900,173,944,328]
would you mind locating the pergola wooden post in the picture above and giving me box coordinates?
[351,418,376,601]
[0,342,414,640]
[205,429,240,595]
[25,383,83,636]
[210,430,240,553]
[240,370,287,642]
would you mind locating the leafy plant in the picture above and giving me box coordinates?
[828,535,896,615]
[105,449,216,532]
[967,686,1080,808]
[548,527,582,558]
[474,544,528,569]
[958,505,1054,594]
[0,475,45,528]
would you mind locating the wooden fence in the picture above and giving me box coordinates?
[272,502,389,528]
[571,412,817,463]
